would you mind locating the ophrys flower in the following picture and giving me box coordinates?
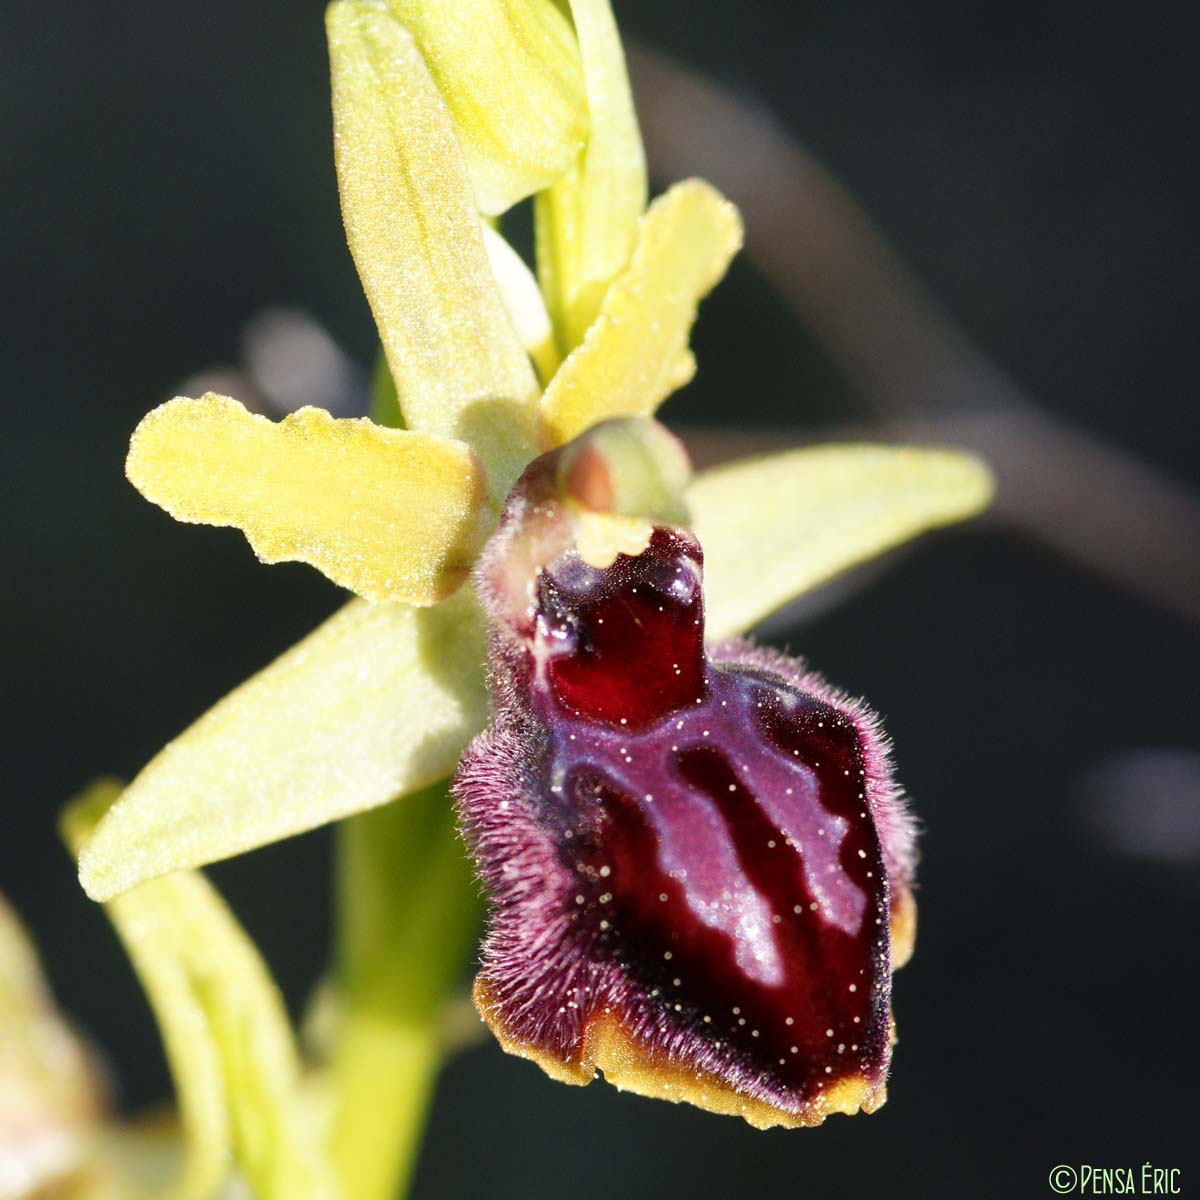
[63,0,991,1194]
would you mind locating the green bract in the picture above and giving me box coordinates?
[78,592,488,903]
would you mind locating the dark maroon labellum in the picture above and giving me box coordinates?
[455,454,916,1128]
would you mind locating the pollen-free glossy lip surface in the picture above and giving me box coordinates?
[457,526,911,1127]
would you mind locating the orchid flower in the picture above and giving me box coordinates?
[58,1,991,1197]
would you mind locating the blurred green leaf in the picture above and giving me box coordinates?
[62,781,338,1200]
[0,892,106,1196]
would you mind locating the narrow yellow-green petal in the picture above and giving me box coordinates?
[384,0,587,215]
[127,394,488,605]
[535,0,647,351]
[62,783,337,1200]
[483,226,560,385]
[539,180,743,447]
[690,444,995,640]
[328,0,540,495]
[76,589,489,902]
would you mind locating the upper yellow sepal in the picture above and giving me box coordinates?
[538,180,744,447]
[327,0,541,495]
[127,393,488,605]
[383,0,588,215]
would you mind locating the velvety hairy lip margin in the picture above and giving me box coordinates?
[454,449,916,1128]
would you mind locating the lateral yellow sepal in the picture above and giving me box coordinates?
[127,394,488,605]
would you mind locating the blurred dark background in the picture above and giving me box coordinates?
[4,1,1199,1197]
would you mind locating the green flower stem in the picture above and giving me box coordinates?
[332,783,482,1200]
[331,1014,439,1200]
